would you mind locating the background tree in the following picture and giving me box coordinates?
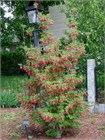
[62,0,104,65]
[0,0,63,75]
[0,0,63,50]
[0,1,29,49]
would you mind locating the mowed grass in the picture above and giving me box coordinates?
[1,75,28,94]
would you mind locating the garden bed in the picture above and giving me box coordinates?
[0,108,105,140]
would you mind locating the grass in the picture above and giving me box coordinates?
[0,76,29,108]
[1,75,28,94]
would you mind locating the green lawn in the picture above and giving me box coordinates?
[1,75,28,94]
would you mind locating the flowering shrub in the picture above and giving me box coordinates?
[18,7,86,138]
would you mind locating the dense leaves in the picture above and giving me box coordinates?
[0,0,63,50]
[63,0,104,65]
[1,48,26,75]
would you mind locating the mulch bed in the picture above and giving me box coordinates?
[0,108,105,140]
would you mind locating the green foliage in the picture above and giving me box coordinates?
[0,92,20,108]
[1,75,28,108]
[1,1,29,49]
[40,0,64,10]
[1,0,63,50]
[1,48,26,75]
[45,129,61,138]
[63,0,104,65]
[1,75,28,93]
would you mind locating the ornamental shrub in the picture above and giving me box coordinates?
[18,5,86,138]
